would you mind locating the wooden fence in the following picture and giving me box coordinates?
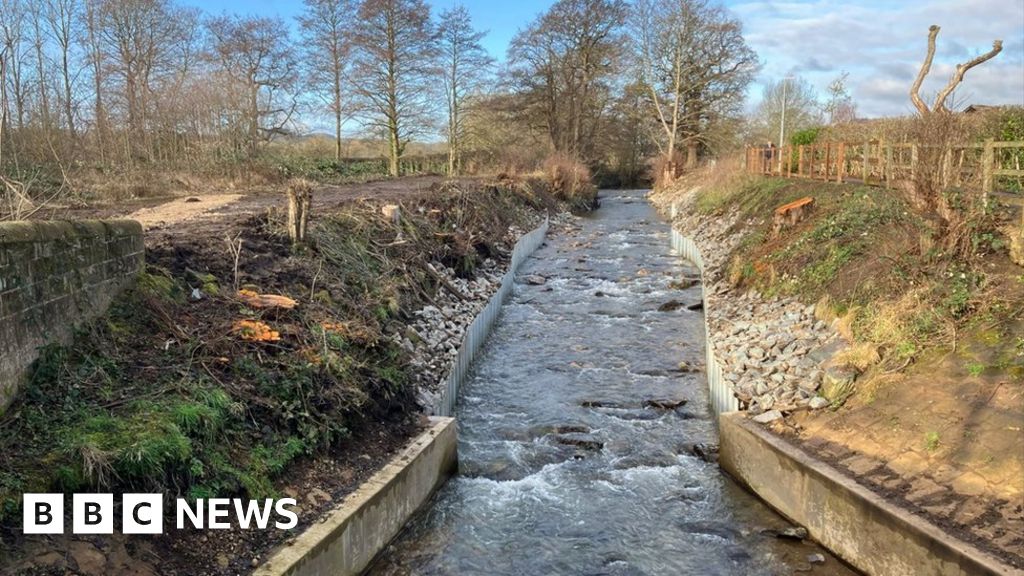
[745,139,1024,213]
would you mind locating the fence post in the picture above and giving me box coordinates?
[982,138,994,208]
[910,144,919,184]
[942,145,953,190]
[798,145,805,177]
[884,142,893,189]
[823,142,831,181]
[836,143,845,183]
[785,146,792,178]
[862,141,870,183]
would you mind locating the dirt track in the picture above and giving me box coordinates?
[33,175,460,237]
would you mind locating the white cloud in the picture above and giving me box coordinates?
[728,0,1024,117]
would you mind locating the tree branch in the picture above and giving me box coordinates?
[910,25,940,116]
[933,39,1003,113]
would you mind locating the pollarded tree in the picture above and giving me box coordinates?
[437,5,492,176]
[207,14,298,157]
[910,25,1001,116]
[299,0,357,161]
[350,0,439,177]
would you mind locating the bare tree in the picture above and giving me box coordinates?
[98,0,194,159]
[823,71,855,124]
[350,0,438,177]
[207,14,298,157]
[438,5,491,176]
[1,0,28,133]
[754,76,819,145]
[910,25,1002,115]
[44,0,79,137]
[508,0,628,161]
[299,0,356,161]
[29,2,53,131]
[632,0,755,168]
[83,0,107,159]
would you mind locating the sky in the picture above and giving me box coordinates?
[187,0,1024,119]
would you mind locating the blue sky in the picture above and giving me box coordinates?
[187,0,1024,119]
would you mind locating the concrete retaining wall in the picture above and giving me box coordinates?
[0,219,144,412]
[255,417,458,576]
[719,413,1022,576]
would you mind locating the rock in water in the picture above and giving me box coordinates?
[777,526,808,540]
[643,398,688,410]
[658,299,684,312]
[525,274,547,285]
[686,300,704,311]
[668,278,699,290]
[691,443,719,464]
[807,553,826,564]
[551,433,604,451]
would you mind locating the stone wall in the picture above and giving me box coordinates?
[0,220,144,412]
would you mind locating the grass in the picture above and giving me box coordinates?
[833,343,882,372]
[674,160,1023,416]
[0,181,555,527]
[924,431,941,452]
[966,362,986,377]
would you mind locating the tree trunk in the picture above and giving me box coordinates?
[333,56,342,161]
[388,119,400,177]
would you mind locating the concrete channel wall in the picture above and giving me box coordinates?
[255,417,458,576]
[257,220,551,574]
[665,212,1021,576]
[720,413,1021,576]
[433,217,549,417]
[0,219,144,412]
[666,212,738,415]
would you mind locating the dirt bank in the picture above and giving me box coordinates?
[0,176,568,575]
[652,166,1024,569]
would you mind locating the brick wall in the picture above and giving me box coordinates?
[0,220,144,412]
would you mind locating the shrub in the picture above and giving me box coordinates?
[543,153,596,207]
[651,150,687,189]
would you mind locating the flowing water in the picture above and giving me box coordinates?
[370,191,855,576]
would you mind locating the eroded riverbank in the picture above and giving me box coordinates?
[369,190,854,575]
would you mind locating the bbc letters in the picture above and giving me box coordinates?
[24,494,298,534]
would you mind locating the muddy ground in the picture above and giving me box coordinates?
[8,419,419,576]
[2,175,557,575]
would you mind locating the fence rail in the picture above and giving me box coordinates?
[432,217,550,417]
[745,139,1024,206]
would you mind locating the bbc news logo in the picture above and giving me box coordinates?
[24,494,298,534]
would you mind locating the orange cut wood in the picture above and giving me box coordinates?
[237,290,298,309]
[233,319,281,342]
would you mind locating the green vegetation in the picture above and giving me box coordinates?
[924,431,941,452]
[0,183,552,526]
[689,169,1023,381]
[966,362,986,377]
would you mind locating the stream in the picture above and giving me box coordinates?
[369,190,855,575]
